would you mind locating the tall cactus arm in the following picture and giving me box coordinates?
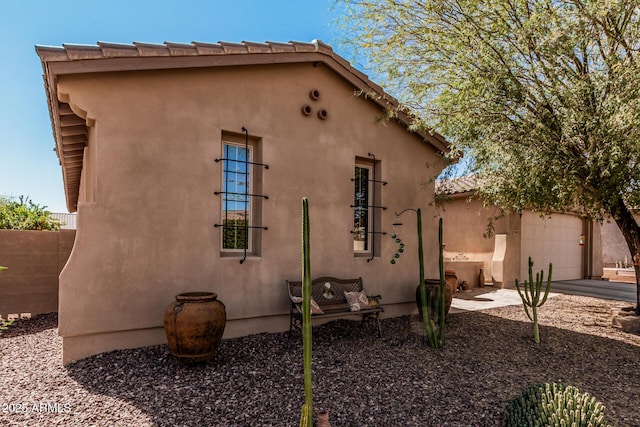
[437,217,445,345]
[300,197,313,427]
[538,263,553,306]
[299,404,311,427]
[515,278,534,321]
[528,257,534,293]
[416,208,434,348]
[536,271,544,300]
[515,257,554,344]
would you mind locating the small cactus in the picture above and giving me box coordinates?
[516,257,552,344]
[0,316,12,334]
[505,383,610,427]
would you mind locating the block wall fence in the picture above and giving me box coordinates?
[0,229,75,319]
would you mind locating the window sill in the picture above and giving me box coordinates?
[220,254,261,260]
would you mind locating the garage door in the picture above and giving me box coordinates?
[520,212,583,281]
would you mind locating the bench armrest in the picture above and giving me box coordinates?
[367,294,382,308]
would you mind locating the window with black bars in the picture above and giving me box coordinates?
[214,128,268,263]
[351,153,386,261]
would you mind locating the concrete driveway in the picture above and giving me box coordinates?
[450,279,636,313]
[551,279,636,303]
[449,287,555,312]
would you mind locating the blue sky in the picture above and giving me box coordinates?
[0,0,345,212]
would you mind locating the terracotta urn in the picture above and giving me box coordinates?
[164,291,226,363]
[444,269,458,294]
[416,279,453,321]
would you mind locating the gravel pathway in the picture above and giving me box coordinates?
[1,294,639,426]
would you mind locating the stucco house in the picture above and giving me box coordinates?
[436,176,603,288]
[36,40,450,364]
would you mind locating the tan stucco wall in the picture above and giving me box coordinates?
[0,229,75,318]
[56,63,444,363]
[439,195,521,287]
[441,196,604,287]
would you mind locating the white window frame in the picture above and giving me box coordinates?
[353,163,373,255]
[220,141,253,253]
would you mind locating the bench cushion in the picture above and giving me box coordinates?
[344,290,371,311]
[290,296,325,315]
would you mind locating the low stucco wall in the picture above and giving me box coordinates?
[0,229,75,318]
[444,261,485,288]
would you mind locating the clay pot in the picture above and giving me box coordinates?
[164,291,226,363]
[416,279,453,321]
[444,269,458,294]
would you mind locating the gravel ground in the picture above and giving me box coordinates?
[1,294,639,427]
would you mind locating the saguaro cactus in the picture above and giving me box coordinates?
[397,210,446,348]
[416,213,446,348]
[436,217,446,346]
[515,257,553,344]
[300,197,313,427]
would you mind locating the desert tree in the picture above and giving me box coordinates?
[337,0,640,310]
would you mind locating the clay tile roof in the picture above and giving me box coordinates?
[97,42,139,57]
[164,41,198,56]
[62,43,103,60]
[265,41,296,53]
[436,175,479,196]
[191,41,225,55]
[289,41,317,53]
[34,45,68,60]
[242,41,272,53]
[35,39,450,212]
[218,41,249,54]
[133,42,171,57]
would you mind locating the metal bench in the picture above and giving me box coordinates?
[286,276,383,337]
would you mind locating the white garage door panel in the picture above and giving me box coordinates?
[521,212,583,281]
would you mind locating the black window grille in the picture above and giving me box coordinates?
[214,127,268,264]
[351,153,387,262]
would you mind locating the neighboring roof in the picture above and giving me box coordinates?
[436,175,478,196]
[36,39,449,212]
[50,212,77,230]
